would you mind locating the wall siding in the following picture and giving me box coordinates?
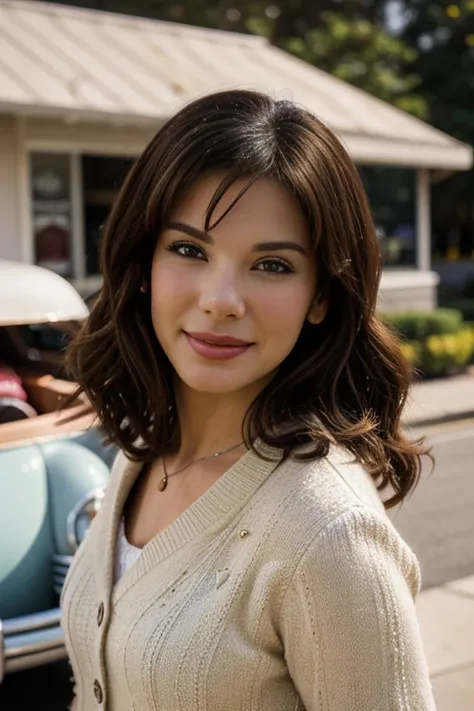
[25,117,155,155]
[378,283,437,312]
[0,116,21,261]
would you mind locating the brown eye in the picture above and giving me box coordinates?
[254,259,293,274]
[166,241,207,260]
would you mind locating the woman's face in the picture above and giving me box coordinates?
[150,172,326,399]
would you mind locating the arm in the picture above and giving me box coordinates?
[280,507,437,710]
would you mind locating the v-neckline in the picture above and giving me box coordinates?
[105,440,284,603]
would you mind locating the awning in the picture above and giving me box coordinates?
[0,0,472,171]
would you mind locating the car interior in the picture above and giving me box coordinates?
[0,324,96,448]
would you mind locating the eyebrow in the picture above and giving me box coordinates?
[166,221,308,256]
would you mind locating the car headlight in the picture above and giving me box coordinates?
[66,488,105,553]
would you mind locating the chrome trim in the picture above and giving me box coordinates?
[5,626,63,657]
[2,608,62,636]
[52,553,73,596]
[5,646,67,674]
[0,608,66,681]
[53,554,75,566]
[66,487,105,552]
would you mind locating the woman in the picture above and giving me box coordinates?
[61,89,436,710]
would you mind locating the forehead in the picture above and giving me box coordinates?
[170,172,310,243]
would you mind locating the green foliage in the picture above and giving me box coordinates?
[382,308,463,341]
[420,329,474,375]
[283,12,428,118]
[395,1,474,227]
[384,309,474,376]
[400,340,422,367]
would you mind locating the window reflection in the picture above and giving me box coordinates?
[30,153,72,277]
[359,166,417,268]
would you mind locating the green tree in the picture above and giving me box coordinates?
[394,1,474,228]
[398,1,474,137]
[283,12,427,118]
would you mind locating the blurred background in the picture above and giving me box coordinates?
[0,1,474,709]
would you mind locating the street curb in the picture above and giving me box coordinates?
[403,409,474,429]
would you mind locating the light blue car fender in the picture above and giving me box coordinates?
[40,440,109,557]
[0,440,110,681]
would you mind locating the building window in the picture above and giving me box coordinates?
[359,166,417,268]
[30,153,72,277]
[82,155,135,275]
[29,152,135,280]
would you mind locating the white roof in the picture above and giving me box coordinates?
[0,0,471,170]
[0,260,88,325]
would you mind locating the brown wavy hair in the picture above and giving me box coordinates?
[66,89,429,509]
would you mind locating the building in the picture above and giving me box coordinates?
[0,0,472,309]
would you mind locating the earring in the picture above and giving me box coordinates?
[140,283,148,294]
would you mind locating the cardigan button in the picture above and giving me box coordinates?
[93,679,104,704]
[97,602,104,627]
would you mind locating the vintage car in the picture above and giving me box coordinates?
[0,260,114,683]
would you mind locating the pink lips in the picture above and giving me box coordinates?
[184,331,253,361]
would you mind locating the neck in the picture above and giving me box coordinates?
[172,382,258,462]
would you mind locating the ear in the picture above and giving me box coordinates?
[307,297,327,325]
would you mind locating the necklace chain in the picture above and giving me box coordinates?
[158,441,244,492]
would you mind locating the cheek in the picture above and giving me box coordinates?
[256,288,310,333]
[150,261,192,312]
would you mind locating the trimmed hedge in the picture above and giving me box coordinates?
[383,309,474,378]
[383,309,463,341]
[420,329,474,375]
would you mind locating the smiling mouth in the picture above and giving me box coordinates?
[184,331,253,347]
[193,337,244,347]
[183,331,253,360]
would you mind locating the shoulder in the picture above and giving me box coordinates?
[266,443,420,581]
[274,447,421,595]
[293,504,420,599]
[252,442,415,573]
[300,442,386,512]
[267,443,386,540]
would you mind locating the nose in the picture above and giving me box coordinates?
[198,264,245,320]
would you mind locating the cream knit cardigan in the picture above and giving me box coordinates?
[61,441,437,711]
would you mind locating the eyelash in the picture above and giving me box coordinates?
[165,241,295,274]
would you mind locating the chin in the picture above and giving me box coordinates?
[173,364,266,397]
[178,375,248,395]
